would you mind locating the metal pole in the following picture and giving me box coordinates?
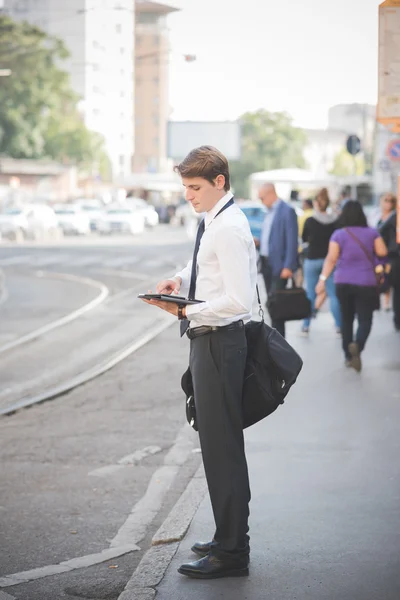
[352,156,357,200]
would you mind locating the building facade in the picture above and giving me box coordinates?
[133,1,178,173]
[2,0,134,179]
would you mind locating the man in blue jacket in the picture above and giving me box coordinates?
[258,183,298,337]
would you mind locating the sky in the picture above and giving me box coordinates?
[167,0,382,129]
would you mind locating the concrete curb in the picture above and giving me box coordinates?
[118,465,207,600]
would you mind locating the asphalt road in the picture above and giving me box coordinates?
[0,226,192,412]
[0,225,200,600]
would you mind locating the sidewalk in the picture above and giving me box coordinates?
[137,310,399,600]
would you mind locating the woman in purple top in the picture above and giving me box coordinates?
[316,201,388,372]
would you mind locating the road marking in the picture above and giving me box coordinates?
[118,466,207,600]
[0,255,32,266]
[0,315,175,416]
[89,446,162,477]
[0,272,109,355]
[105,256,140,268]
[0,545,138,589]
[0,427,195,589]
[110,424,195,548]
[99,268,149,281]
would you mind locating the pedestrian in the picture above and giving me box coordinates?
[379,204,400,331]
[301,188,341,336]
[140,146,257,579]
[258,183,298,337]
[315,201,388,372]
[370,193,397,310]
[296,198,314,286]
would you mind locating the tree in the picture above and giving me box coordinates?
[0,16,110,177]
[329,147,365,177]
[230,110,307,198]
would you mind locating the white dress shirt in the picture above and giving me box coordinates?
[174,192,258,327]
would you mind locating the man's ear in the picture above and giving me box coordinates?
[214,174,226,191]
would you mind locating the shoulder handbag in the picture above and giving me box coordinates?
[267,279,312,322]
[345,228,391,293]
[181,286,304,430]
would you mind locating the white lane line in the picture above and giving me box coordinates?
[0,273,8,308]
[105,257,140,268]
[0,315,175,416]
[0,425,194,588]
[0,545,138,589]
[89,446,162,477]
[0,255,32,266]
[99,268,149,282]
[0,271,109,355]
[32,254,70,267]
[110,424,195,548]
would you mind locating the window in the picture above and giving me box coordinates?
[153,114,159,126]
[93,108,100,116]
[153,96,159,105]
[153,76,159,85]
[153,35,159,46]
[120,90,125,98]
[153,137,159,147]
[120,47,125,55]
[92,63,99,71]
[119,155,125,166]
[116,24,122,33]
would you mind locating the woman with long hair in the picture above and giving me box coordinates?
[316,201,388,372]
[301,188,341,335]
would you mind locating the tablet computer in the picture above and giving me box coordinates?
[138,294,203,306]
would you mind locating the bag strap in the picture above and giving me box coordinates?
[256,284,265,322]
[345,228,376,269]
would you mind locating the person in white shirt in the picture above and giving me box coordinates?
[141,146,257,579]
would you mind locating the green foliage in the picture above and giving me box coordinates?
[0,16,110,178]
[230,110,307,198]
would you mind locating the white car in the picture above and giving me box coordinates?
[98,207,145,235]
[126,197,159,228]
[0,204,60,241]
[54,205,90,235]
[73,199,105,232]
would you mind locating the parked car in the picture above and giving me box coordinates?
[54,205,90,235]
[97,207,145,235]
[237,201,266,241]
[126,197,159,228]
[0,204,60,241]
[73,199,105,232]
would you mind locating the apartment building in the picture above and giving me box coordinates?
[3,0,135,179]
[133,0,178,173]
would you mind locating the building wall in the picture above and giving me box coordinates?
[133,4,175,173]
[3,0,134,179]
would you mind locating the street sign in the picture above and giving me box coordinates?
[377,1,400,132]
[379,158,392,171]
[387,139,400,160]
[346,134,361,156]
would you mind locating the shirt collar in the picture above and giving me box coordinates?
[205,191,234,228]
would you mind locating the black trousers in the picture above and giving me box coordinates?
[189,325,250,559]
[390,255,400,330]
[335,284,377,359]
[260,256,288,337]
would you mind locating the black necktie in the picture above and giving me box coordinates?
[179,198,234,338]
[180,218,205,337]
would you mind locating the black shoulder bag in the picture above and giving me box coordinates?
[181,286,304,431]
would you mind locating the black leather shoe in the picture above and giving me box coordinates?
[191,540,214,557]
[178,554,249,579]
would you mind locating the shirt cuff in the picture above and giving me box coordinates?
[185,301,210,319]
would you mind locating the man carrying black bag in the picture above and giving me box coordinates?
[140,146,257,580]
[258,183,299,337]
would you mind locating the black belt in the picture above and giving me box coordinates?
[186,320,244,340]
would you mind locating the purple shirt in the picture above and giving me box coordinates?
[330,226,379,287]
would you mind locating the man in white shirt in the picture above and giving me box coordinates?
[141,146,257,579]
